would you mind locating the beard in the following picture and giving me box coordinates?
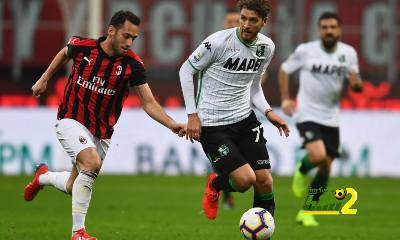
[322,35,339,50]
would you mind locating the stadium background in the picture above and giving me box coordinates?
[0,0,399,239]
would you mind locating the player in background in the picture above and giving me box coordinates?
[24,10,185,240]
[278,12,363,226]
[180,0,289,221]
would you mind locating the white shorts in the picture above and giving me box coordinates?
[55,118,110,164]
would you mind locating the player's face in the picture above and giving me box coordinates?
[319,18,341,50]
[239,8,266,43]
[109,20,139,56]
[224,12,240,29]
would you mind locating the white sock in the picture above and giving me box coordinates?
[72,170,97,232]
[39,171,70,193]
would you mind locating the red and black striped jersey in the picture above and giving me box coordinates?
[57,36,146,139]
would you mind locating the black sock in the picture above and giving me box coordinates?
[253,192,275,216]
[308,172,329,202]
[299,154,316,174]
[211,175,238,192]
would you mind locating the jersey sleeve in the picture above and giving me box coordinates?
[186,33,222,72]
[281,44,306,74]
[348,47,360,74]
[66,36,88,58]
[128,60,147,87]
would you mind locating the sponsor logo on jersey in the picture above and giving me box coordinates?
[79,136,87,144]
[311,64,346,76]
[193,51,202,62]
[203,41,212,52]
[218,144,230,156]
[223,58,263,72]
[257,159,270,165]
[77,75,116,96]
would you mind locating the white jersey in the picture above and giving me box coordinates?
[281,40,359,127]
[186,27,275,126]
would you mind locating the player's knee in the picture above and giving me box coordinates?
[309,152,327,164]
[80,157,102,173]
[235,175,256,192]
[256,176,273,192]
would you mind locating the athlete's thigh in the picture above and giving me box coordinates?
[320,126,340,159]
[55,118,96,165]
[237,116,270,171]
[200,128,247,176]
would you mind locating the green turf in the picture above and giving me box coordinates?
[1,175,399,239]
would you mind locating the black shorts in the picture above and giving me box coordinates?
[296,121,340,158]
[200,111,270,175]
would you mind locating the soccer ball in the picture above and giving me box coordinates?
[239,207,275,240]
[335,189,346,200]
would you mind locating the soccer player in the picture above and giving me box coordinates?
[24,10,185,240]
[179,0,289,221]
[278,12,363,226]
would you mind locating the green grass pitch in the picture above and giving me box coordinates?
[1,176,399,239]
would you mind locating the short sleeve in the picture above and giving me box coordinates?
[348,48,360,74]
[281,44,306,74]
[67,36,83,58]
[128,61,147,87]
[187,33,221,72]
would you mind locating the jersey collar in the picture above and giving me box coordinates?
[235,27,258,47]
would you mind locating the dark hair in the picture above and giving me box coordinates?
[109,10,141,28]
[226,8,239,15]
[318,12,341,25]
[237,0,271,19]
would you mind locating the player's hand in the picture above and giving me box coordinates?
[186,113,201,143]
[281,99,295,116]
[170,123,186,137]
[31,77,48,98]
[266,111,290,137]
[348,71,363,92]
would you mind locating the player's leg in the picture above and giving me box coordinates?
[222,190,234,209]
[71,147,102,233]
[292,122,323,198]
[200,127,251,219]
[236,114,275,216]
[253,169,275,216]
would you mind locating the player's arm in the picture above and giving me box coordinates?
[32,46,70,98]
[179,61,201,142]
[278,44,305,116]
[278,67,295,116]
[348,49,363,92]
[179,34,219,142]
[134,83,185,135]
[250,74,289,137]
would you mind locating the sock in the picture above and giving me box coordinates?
[299,155,316,174]
[308,171,329,202]
[72,170,97,232]
[39,171,70,193]
[211,175,239,192]
[253,192,275,216]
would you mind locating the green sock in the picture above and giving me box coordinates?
[299,155,316,174]
[253,192,275,216]
[308,172,329,202]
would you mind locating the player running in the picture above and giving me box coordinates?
[179,0,289,221]
[278,12,363,226]
[24,10,185,240]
